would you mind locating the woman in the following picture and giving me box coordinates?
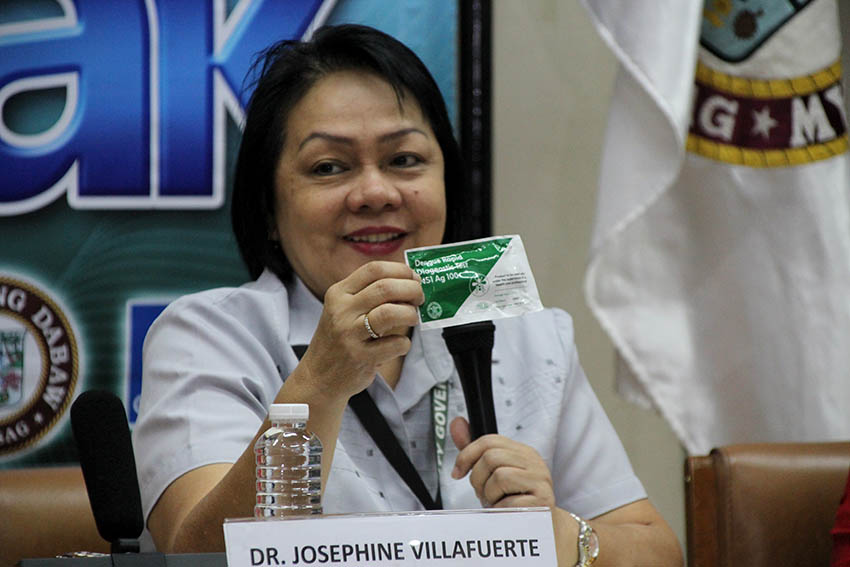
[132,24,682,566]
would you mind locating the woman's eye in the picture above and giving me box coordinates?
[390,154,421,168]
[313,162,344,176]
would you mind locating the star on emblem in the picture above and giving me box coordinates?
[33,412,44,424]
[751,106,778,139]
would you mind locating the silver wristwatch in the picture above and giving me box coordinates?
[570,513,599,567]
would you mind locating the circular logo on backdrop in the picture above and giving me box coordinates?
[0,275,79,457]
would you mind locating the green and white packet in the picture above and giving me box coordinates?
[405,235,543,330]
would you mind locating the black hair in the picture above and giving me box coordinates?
[231,24,467,283]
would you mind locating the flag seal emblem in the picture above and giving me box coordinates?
[0,274,79,457]
[701,0,815,62]
[687,60,848,166]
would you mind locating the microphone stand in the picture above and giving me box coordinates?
[111,539,140,555]
[442,320,497,440]
[70,391,153,566]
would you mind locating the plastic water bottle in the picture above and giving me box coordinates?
[254,403,322,518]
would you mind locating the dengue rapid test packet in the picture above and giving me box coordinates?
[405,235,543,330]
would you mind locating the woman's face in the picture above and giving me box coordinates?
[273,70,447,299]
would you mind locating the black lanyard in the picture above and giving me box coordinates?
[292,345,443,510]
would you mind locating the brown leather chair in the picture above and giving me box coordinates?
[685,442,850,567]
[0,466,110,567]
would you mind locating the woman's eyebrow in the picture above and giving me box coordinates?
[377,127,428,143]
[297,127,428,151]
[298,132,354,151]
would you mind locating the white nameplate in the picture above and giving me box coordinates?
[223,508,557,567]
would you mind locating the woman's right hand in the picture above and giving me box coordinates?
[298,260,424,401]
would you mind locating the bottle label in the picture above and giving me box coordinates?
[405,235,543,330]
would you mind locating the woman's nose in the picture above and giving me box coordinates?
[346,167,403,211]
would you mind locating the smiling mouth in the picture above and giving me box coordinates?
[343,232,406,243]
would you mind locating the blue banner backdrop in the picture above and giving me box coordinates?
[0,0,458,467]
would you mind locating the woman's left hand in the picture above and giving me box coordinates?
[450,416,556,509]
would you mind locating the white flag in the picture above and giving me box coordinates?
[582,0,850,455]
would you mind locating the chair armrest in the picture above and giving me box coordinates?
[685,442,850,567]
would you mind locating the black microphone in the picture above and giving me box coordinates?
[442,320,497,440]
[70,390,144,554]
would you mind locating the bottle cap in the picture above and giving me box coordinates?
[269,403,309,421]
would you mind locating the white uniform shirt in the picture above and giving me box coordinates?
[133,270,645,530]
